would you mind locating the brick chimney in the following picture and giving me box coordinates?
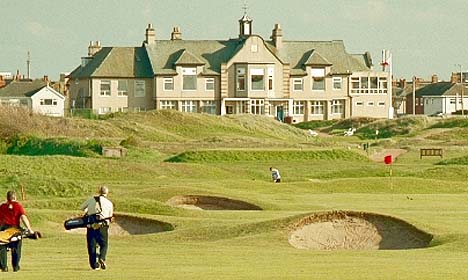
[399,78,407,88]
[271,23,283,50]
[431,74,438,83]
[145,24,156,45]
[88,41,102,56]
[450,72,458,83]
[171,26,182,40]
[0,75,5,89]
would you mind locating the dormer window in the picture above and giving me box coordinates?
[311,68,325,91]
[182,68,197,91]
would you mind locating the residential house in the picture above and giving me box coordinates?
[69,14,391,122]
[414,82,467,116]
[0,79,66,117]
[68,41,154,114]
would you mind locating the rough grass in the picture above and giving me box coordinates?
[1,111,468,279]
[165,149,368,163]
[429,118,468,128]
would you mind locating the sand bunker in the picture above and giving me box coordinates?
[289,211,432,250]
[66,214,174,236]
[167,195,262,210]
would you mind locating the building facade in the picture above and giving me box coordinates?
[69,14,391,122]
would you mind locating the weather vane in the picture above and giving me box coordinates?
[242,0,248,15]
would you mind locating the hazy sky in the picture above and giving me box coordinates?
[1,0,468,81]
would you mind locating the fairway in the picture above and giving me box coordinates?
[1,111,468,279]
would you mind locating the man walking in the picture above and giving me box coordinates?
[0,190,35,272]
[80,186,113,271]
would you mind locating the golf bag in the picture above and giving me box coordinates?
[0,227,42,245]
[64,214,103,230]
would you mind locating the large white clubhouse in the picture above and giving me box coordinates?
[69,14,392,123]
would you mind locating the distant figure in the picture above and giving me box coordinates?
[270,167,281,183]
[344,128,356,136]
[80,186,114,271]
[0,190,35,272]
[308,129,318,137]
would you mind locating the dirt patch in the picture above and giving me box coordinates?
[369,148,407,162]
[289,211,432,250]
[167,195,262,210]
[66,214,174,236]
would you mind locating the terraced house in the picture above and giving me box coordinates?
[69,14,392,122]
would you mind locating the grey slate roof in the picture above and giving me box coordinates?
[174,49,206,65]
[0,80,47,97]
[70,36,372,79]
[70,47,153,79]
[266,40,371,75]
[145,39,244,75]
[414,82,456,97]
[304,50,332,66]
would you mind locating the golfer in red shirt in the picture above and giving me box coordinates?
[0,191,34,272]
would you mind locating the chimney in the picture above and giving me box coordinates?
[171,26,182,40]
[88,41,102,56]
[400,78,407,88]
[450,72,458,83]
[145,24,156,45]
[43,75,49,82]
[271,23,283,50]
[431,74,438,84]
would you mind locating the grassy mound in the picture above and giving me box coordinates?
[6,135,102,157]
[356,116,430,139]
[437,156,468,165]
[429,118,468,128]
[165,149,368,163]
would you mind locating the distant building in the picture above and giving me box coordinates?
[0,79,65,117]
[69,13,392,122]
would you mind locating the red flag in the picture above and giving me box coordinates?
[384,155,392,165]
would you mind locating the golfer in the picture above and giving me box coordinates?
[80,186,113,270]
[270,167,281,183]
[0,191,34,272]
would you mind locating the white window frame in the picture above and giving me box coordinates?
[205,78,215,91]
[250,68,265,91]
[135,80,146,97]
[332,77,342,90]
[182,68,197,91]
[181,100,197,113]
[293,101,305,115]
[98,107,112,114]
[163,78,174,91]
[378,101,385,107]
[292,78,303,91]
[331,100,344,114]
[356,101,364,106]
[236,68,246,91]
[201,100,217,114]
[268,67,274,91]
[40,99,58,106]
[367,101,375,106]
[310,101,324,115]
[117,80,128,96]
[160,100,177,110]
[250,99,264,114]
[100,80,111,96]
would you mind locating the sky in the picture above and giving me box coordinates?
[1,0,468,81]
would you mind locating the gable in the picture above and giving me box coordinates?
[228,35,284,66]
[31,86,65,100]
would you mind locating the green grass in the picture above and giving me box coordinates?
[1,110,468,279]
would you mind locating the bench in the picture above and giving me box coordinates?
[420,148,443,159]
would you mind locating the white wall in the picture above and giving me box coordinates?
[31,86,65,117]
